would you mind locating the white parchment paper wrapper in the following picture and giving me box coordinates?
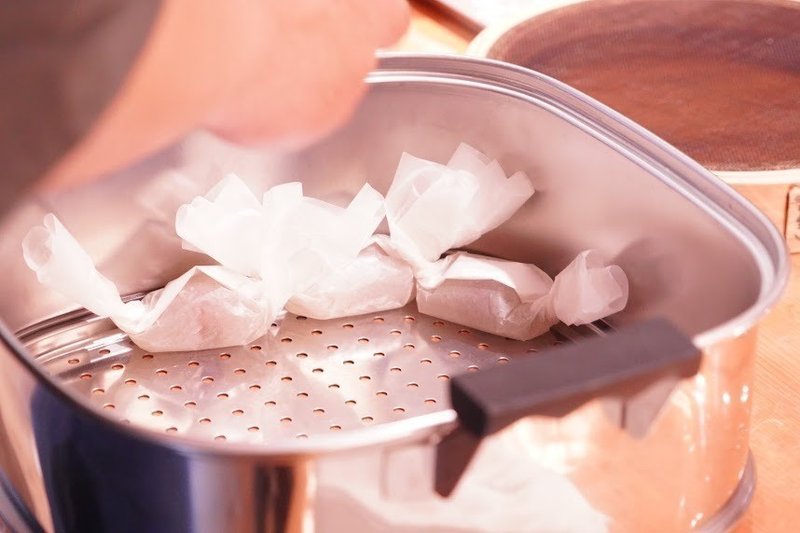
[416,250,629,340]
[385,143,535,267]
[22,214,270,352]
[23,176,386,352]
[176,174,385,297]
[286,238,415,320]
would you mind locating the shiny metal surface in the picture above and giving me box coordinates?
[32,306,560,443]
[0,55,789,532]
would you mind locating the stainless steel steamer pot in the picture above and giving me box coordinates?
[0,55,788,532]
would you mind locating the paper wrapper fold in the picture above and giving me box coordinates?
[385,143,535,267]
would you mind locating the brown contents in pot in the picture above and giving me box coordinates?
[489,0,800,171]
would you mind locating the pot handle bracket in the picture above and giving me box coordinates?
[435,318,701,496]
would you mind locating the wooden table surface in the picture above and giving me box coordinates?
[400,4,800,531]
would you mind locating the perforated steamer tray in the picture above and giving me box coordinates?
[25,303,589,444]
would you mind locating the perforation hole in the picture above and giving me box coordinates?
[151,410,163,417]
[280,417,293,425]
[343,360,354,366]
[376,391,388,397]
[99,349,110,355]
[296,352,308,359]
[91,388,104,395]
[407,382,419,389]
[296,316,308,321]
[232,409,244,416]
[373,352,385,358]
[170,385,183,393]
[497,357,510,364]
[124,379,137,385]
[359,375,371,382]
[296,433,308,439]
[138,394,150,401]
[390,367,402,373]
[142,354,154,360]
[219,353,231,360]
[296,392,309,398]
[437,374,450,381]
[265,361,277,367]
[345,400,357,406]
[433,321,444,327]
[184,401,197,409]
[420,358,432,365]
[155,369,168,376]
[313,408,326,416]
[431,335,442,343]
[467,365,480,372]
[328,384,340,390]
[248,426,260,433]
[217,393,229,400]
[458,329,471,335]
[393,407,406,414]
[103,403,115,410]
[214,435,227,441]
[526,347,538,353]
[281,337,293,344]
[449,350,461,358]
[199,418,212,425]
[312,368,324,374]
[311,330,323,336]
[187,361,199,368]
[342,323,354,330]
[361,416,374,424]
[330,425,342,431]
[67,358,79,365]
[281,376,292,382]
[404,315,416,323]
[109,363,123,371]
[202,376,214,384]
[80,373,92,380]
[327,345,339,351]
[357,337,369,344]
[389,329,402,336]
[425,398,437,405]
[249,345,261,351]
[249,384,262,392]
[372,317,384,323]
[264,401,277,407]
[403,344,415,350]
[234,368,246,375]
[479,343,490,350]
[166,427,178,433]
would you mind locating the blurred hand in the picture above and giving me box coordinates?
[45,0,409,188]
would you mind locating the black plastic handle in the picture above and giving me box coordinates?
[435,318,700,496]
[450,318,701,438]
